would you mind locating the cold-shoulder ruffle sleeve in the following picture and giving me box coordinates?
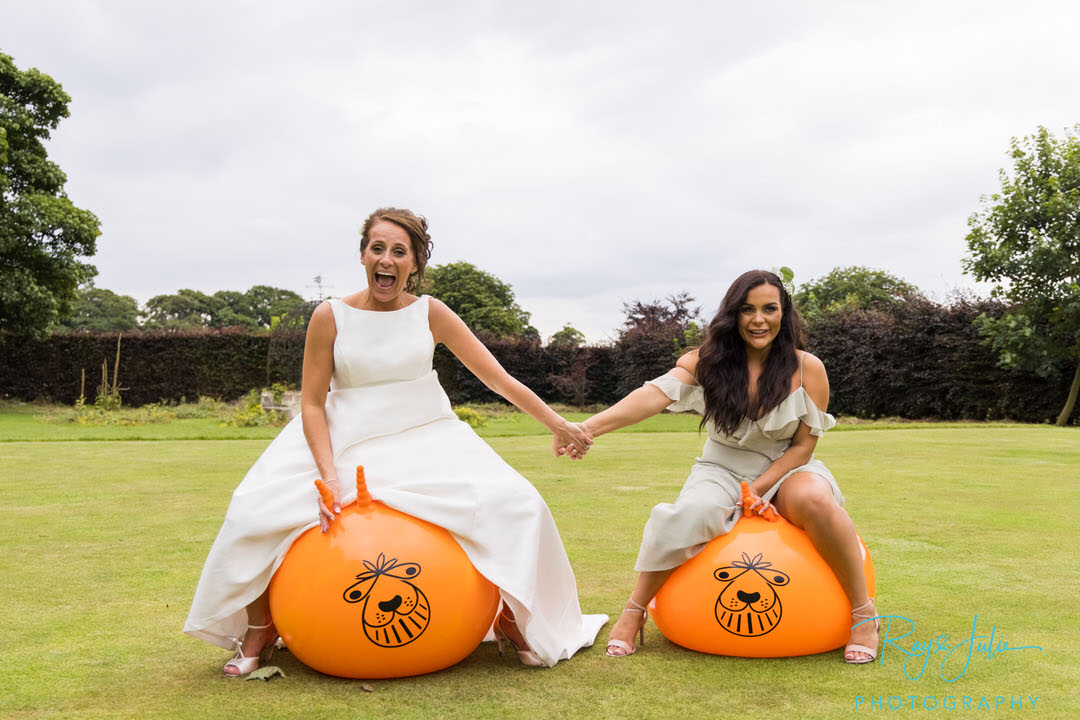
[759,386,836,439]
[644,373,706,414]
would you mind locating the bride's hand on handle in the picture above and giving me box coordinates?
[315,478,342,533]
[552,419,593,460]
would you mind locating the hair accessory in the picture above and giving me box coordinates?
[770,265,795,295]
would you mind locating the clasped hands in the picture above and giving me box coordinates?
[553,420,593,461]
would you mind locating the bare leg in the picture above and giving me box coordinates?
[605,568,677,656]
[223,590,277,676]
[774,472,877,662]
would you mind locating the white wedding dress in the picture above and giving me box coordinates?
[184,296,607,666]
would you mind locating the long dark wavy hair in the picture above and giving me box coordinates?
[695,270,807,436]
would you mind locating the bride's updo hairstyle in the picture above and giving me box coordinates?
[360,207,434,293]
[695,270,807,436]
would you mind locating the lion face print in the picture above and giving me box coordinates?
[713,552,790,637]
[343,553,430,647]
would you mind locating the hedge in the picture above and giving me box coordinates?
[0,329,273,406]
[432,342,619,406]
[1,298,1076,425]
[807,297,1077,424]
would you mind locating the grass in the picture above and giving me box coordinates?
[0,399,1039,442]
[0,407,1077,719]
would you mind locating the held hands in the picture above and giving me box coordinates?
[552,419,594,460]
[315,477,342,533]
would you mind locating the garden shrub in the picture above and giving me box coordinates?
[452,406,486,428]
[225,389,289,428]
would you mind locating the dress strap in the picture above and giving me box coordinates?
[325,297,344,333]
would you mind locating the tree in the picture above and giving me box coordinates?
[140,285,304,330]
[59,286,139,332]
[615,292,700,395]
[548,323,586,348]
[142,289,218,329]
[963,125,1080,426]
[241,285,304,327]
[793,266,920,325]
[1,53,100,339]
[423,262,534,338]
[621,291,700,338]
[208,290,257,329]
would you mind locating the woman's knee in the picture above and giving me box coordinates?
[776,473,839,525]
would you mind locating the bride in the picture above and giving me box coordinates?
[184,207,607,675]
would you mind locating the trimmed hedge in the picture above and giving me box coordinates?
[0,330,623,407]
[0,330,272,406]
[2,298,1076,425]
[432,341,618,406]
[808,297,1077,424]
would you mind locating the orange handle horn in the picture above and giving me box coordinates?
[355,466,373,510]
[314,478,335,510]
[740,481,777,521]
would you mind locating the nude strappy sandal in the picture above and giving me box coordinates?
[606,597,647,657]
[223,622,278,677]
[845,599,880,664]
[493,609,546,668]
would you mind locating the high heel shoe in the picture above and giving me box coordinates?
[224,621,279,677]
[493,610,545,668]
[606,597,647,657]
[845,599,880,665]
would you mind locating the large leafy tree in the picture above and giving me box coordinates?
[141,285,304,329]
[793,266,920,325]
[59,285,139,332]
[423,262,536,338]
[241,285,304,327]
[209,290,256,329]
[964,125,1080,426]
[1,53,100,339]
[142,289,218,329]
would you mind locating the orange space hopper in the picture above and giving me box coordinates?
[269,466,500,678]
[651,482,876,657]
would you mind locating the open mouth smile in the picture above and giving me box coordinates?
[374,271,396,290]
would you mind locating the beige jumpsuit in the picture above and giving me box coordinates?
[635,361,841,572]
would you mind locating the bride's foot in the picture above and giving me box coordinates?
[606,597,647,657]
[845,599,880,664]
[494,609,544,667]
[224,621,278,677]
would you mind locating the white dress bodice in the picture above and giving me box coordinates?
[328,297,434,390]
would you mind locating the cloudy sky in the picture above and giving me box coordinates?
[4,0,1079,341]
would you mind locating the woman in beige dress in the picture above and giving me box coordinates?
[572,269,879,664]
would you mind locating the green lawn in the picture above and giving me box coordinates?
[0,399,1038,442]
[1,415,1076,719]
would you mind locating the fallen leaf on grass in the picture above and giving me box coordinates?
[360,683,374,692]
[245,666,286,681]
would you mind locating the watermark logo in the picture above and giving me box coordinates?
[855,696,1039,711]
[865,613,1042,682]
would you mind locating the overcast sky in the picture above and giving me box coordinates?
[4,0,1079,342]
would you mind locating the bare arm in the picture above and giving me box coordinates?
[750,352,830,497]
[300,301,341,529]
[581,350,700,438]
[429,298,592,457]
